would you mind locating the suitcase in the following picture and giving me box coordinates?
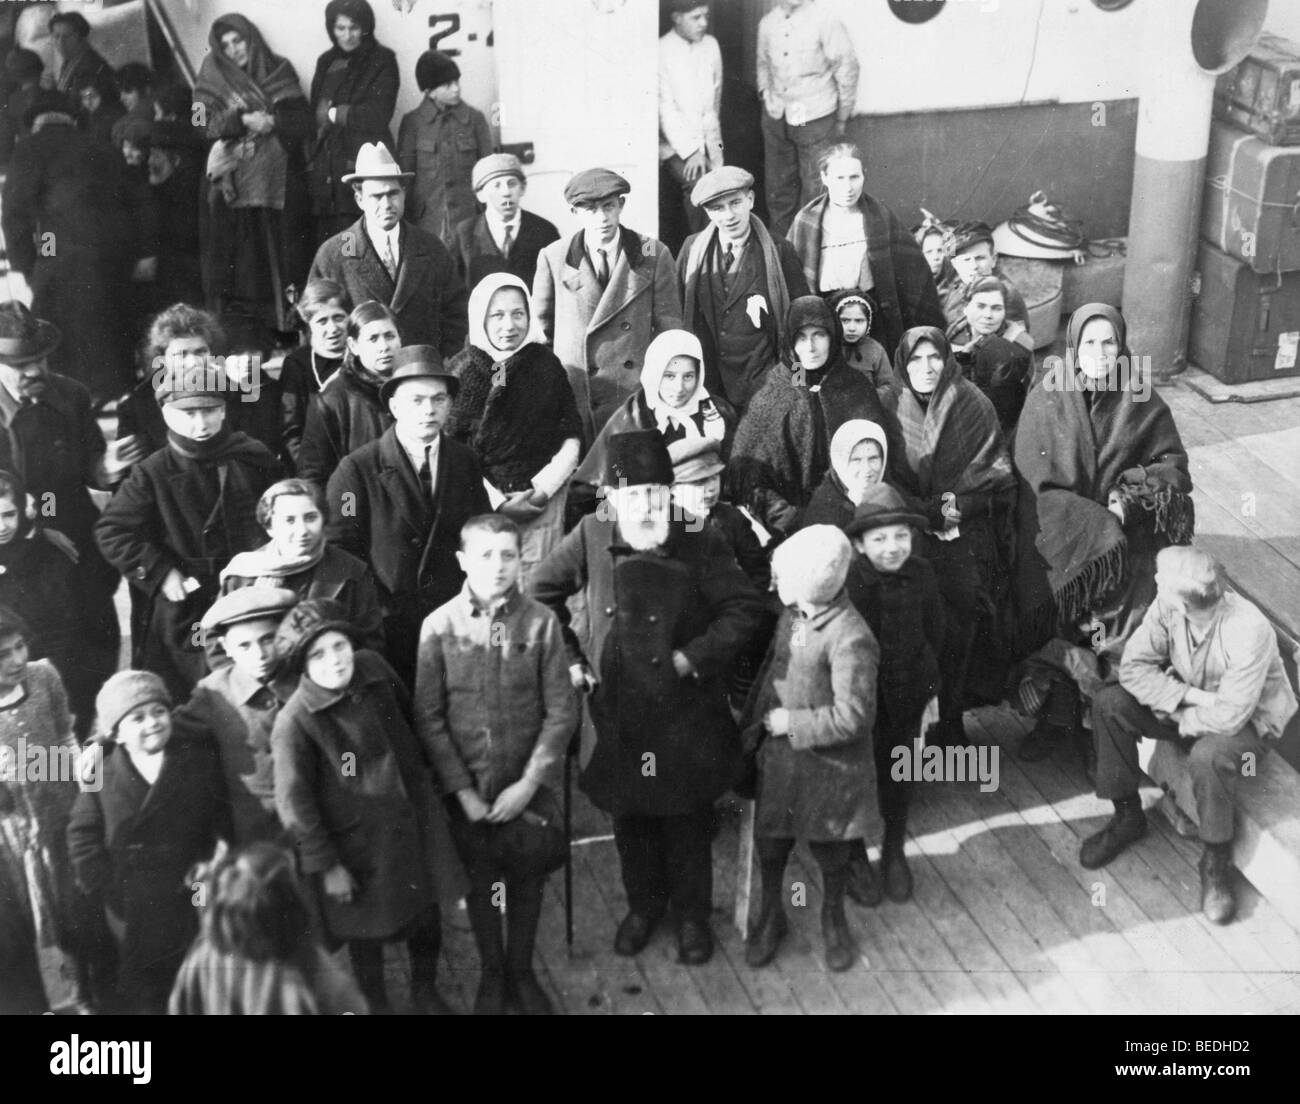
[1202,121,1300,274]
[1190,239,1300,384]
[1215,33,1300,147]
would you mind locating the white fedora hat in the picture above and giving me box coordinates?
[341,142,414,184]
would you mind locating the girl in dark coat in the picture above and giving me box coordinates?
[66,671,230,1013]
[730,295,901,539]
[844,485,945,904]
[308,0,400,243]
[830,289,891,390]
[946,275,1034,435]
[297,300,399,487]
[884,326,1016,745]
[271,599,466,1013]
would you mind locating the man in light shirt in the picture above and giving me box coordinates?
[659,2,724,252]
[756,0,860,236]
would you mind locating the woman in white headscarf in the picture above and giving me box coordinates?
[573,328,738,487]
[446,272,582,581]
[799,419,896,531]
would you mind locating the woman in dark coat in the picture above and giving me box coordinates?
[1013,303,1194,761]
[195,14,314,335]
[800,418,889,531]
[885,326,1016,745]
[730,295,900,540]
[308,0,400,243]
[946,275,1034,436]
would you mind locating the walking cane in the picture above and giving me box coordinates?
[564,715,580,954]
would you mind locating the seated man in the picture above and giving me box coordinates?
[937,221,1029,333]
[1080,546,1299,925]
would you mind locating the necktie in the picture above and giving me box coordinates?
[723,244,736,273]
[596,248,610,289]
[417,444,434,502]
[381,234,397,280]
[501,224,514,260]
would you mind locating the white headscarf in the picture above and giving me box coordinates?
[640,329,723,441]
[467,272,545,363]
[829,419,888,489]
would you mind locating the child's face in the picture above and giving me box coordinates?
[854,523,912,573]
[658,355,699,409]
[905,339,944,394]
[305,630,355,692]
[965,289,1006,337]
[456,530,521,604]
[572,196,624,245]
[147,147,177,186]
[161,402,226,441]
[922,232,947,276]
[79,86,102,115]
[347,317,400,376]
[223,618,281,684]
[428,80,461,107]
[117,701,172,757]
[0,493,21,545]
[671,473,721,518]
[844,439,883,500]
[478,174,525,220]
[837,305,869,345]
[794,325,831,372]
[952,241,995,285]
[0,633,28,694]
[122,139,146,167]
[484,288,529,354]
[121,87,142,112]
[267,493,325,557]
[307,301,348,356]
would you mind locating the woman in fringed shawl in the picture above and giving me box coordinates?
[574,328,737,490]
[730,296,901,540]
[446,273,583,585]
[884,326,1016,745]
[786,144,945,355]
[1013,303,1193,764]
[308,0,400,243]
[195,14,313,335]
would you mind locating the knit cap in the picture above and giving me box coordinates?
[772,525,852,606]
[95,670,171,741]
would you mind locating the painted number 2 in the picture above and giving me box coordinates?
[428,13,461,55]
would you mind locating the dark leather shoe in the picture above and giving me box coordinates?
[881,842,914,903]
[472,971,508,1015]
[676,918,714,966]
[845,854,882,908]
[613,911,658,957]
[509,970,555,1014]
[1079,801,1147,869]
[744,906,788,968]
[927,717,969,748]
[821,907,857,972]
[1200,844,1237,925]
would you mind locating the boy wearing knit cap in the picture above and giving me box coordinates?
[66,670,230,1012]
[843,484,946,905]
[397,50,494,249]
[742,524,879,973]
[453,153,560,290]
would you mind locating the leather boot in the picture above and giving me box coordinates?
[1199,842,1237,925]
[747,845,791,968]
[820,870,857,973]
[845,849,883,908]
[506,879,553,1014]
[1079,796,1147,869]
[880,822,913,903]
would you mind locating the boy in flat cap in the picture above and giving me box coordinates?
[533,169,683,440]
[94,367,282,700]
[397,50,494,250]
[531,430,763,966]
[937,220,1030,334]
[677,166,810,414]
[453,154,560,290]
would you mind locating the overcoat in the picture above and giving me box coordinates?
[296,362,391,488]
[532,225,684,439]
[530,513,763,817]
[396,99,494,247]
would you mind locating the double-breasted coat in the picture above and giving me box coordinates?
[307,217,469,358]
[532,225,684,439]
[271,649,466,941]
[530,513,764,817]
[324,427,490,683]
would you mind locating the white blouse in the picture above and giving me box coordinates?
[818,205,873,293]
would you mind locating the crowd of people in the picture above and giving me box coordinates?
[0,0,1296,1017]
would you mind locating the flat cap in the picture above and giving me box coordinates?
[668,437,725,484]
[950,220,995,255]
[564,168,630,207]
[200,587,299,634]
[690,165,755,209]
[473,153,526,193]
[153,364,227,409]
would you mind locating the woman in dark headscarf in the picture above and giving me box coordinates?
[308,0,400,243]
[1013,303,1193,762]
[885,326,1016,745]
[730,295,900,540]
[195,13,313,335]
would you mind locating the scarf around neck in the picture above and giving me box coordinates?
[640,329,724,441]
[221,538,325,586]
[682,214,791,350]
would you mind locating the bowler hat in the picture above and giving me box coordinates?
[844,484,928,538]
[602,430,673,489]
[668,437,725,483]
[200,587,299,635]
[690,165,755,209]
[379,344,459,404]
[473,153,526,193]
[564,168,630,207]
[341,141,413,184]
[275,598,359,675]
[0,301,60,365]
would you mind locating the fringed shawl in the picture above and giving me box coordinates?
[1013,303,1194,647]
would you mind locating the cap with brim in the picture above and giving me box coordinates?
[564,168,630,207]
[379,344,459,404]
[473,153,526,193]
[690,165,755,209]
[274,598,360,674]
[341,141,414,184]
[0,301,61,364]
[154,365,229,409]
[844,485,928,538]
[950,220,994,256]
[668,437,725,483]
[200,587,299,634]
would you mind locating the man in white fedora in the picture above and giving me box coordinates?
[308,141,468,358]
